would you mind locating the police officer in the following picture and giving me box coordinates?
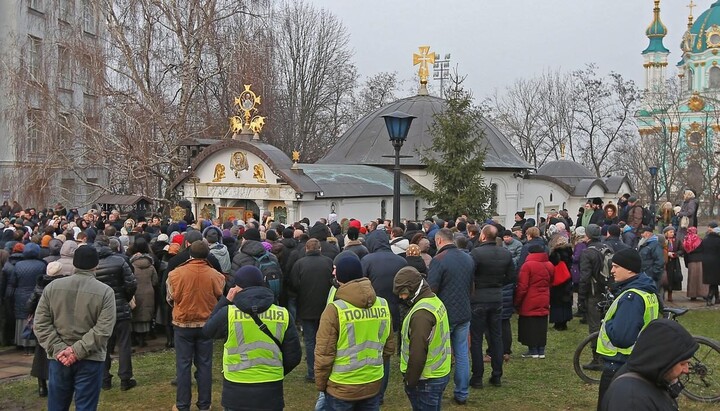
[315,256,394,410]
[596,248,660,409]
[393,266,452,411]
[203,266,301,411]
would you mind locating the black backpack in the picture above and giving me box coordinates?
[641,207,653,226]
[253,251,282,303]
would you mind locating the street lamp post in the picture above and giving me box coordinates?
[648,166,658,229]
[382,111,416,228]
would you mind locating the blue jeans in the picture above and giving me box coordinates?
[470,302,503,380]
[175,327,213,411]
[404,374,450,411]
[450,321,470,401]
[48,359,104,411]
[302,319,320,380]
[325,391,381,410]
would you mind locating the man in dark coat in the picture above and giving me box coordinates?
[94,236,137,391]
[578,223,607,369]
[427,228,474,404]
[469,225,514,388]
[230,228,279,272]
[600,319,697,411]
[589,198,605,225]
[701,226,720,304]
[603,225,629,253]
[291,238,333,382]
[360,228,408,402]
[637,227,664,300]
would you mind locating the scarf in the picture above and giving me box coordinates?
[683,227,701,254]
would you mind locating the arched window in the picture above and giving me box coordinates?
[709,67,720,89]
[688,69,694,91]
[380,200,387,220]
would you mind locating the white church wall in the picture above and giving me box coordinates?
[518,179,571,223]
[298,196,418,225]
[194,149,282,186]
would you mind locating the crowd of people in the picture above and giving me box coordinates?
[0,193,714,410]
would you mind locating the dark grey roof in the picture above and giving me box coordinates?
[318,94,531,170]
[572,179,609,197]
[299,164,416,198]
[603,176,634,194]
[536,160,596,186]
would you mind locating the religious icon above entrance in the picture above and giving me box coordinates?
[253,163,267,183]
[212,163,226,182]
[229,151,249,177]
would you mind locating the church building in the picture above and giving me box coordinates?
[173,48,632,228]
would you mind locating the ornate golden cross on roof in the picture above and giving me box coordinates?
[688,0,696,18]
[413,46,435,86]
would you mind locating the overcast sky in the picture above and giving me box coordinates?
[308,0,701,99]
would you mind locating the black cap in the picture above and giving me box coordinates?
[612,248,642,274]
[73,245,99,270]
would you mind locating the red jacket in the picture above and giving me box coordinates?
[514,252,554,317]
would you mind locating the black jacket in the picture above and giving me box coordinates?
[702,232,720,285]
[291,250,333,321]
[94,244,137,321]
[470,241,514,304]
[427,244,474,325]
[579,240,607,298]
[601,319,698,411]
[604,237,630,253]
[361,230,408,331]
[203,286,301,411]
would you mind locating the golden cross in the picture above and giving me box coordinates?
[688,0,696,17]
[413,46,435,85]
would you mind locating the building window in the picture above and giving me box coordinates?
[710,67,720,89]
[380,200,387,220]
[58,45,72,89]
[27,36,42,80]
[83,0,95,34]
[688,69,694,91]
[27,110,41,154]
[59,0,74,22]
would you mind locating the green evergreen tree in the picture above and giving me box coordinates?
[414,76,492,221]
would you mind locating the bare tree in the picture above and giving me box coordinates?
[271,0,356,162]
[353,71,401,119]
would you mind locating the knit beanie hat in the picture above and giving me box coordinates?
[244,228,261,242]
[189,240,210,259]
[73,245,99,270]
[205,229,219,244]
[157,233,169,243]
[233,265,264,289]
[612,248,642,274]
[46,261,63,276]
[348,219,362,229]
[333,250,360,265]
[335,256,363,284]
[586,224,601,240]
[282,228,294,239]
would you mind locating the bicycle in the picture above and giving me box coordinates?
[573,295,720,403]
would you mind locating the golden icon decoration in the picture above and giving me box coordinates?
[170,206,186,222]
[212,163,226,182]
[688,92,705,112]
[253,164,267,183]
[229,151,249,177]
[230,85,266,137]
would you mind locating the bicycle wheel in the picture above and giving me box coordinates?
[574,331,602,384]
[681,335,720,403]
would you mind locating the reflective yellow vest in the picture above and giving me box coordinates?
[326,286,338,305]
[596,288,659,357]
[328,297,391,384]
[223,304,289,383]
[400,296,451,379]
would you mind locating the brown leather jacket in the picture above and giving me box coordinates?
[314,277,395,400]
[166,259,225,327]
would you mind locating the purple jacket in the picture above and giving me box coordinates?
[571,242,588,285]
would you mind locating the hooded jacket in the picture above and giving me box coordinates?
[601,272,658,364]
[7,243,47,319]
[361,230,408,331]
[638,235,664,281]
[390,237,410,256]
[94,244,137,322]
[43,238,64,263]
[231,239,280,273]
[314,277,395,400]
[393,267,446,388]
[514,252,554,317]
[601,319,699,411]
[202,286,301,411]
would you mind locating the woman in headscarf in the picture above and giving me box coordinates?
[680,226,707,300]
[548,236,573,331]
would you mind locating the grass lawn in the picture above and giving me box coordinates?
[1,309,719,410]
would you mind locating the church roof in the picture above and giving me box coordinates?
[300,164,416,197]
[689,1,720,53]
[318,94,531,170]
[643,0,669,54]
[536,159,595,186]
